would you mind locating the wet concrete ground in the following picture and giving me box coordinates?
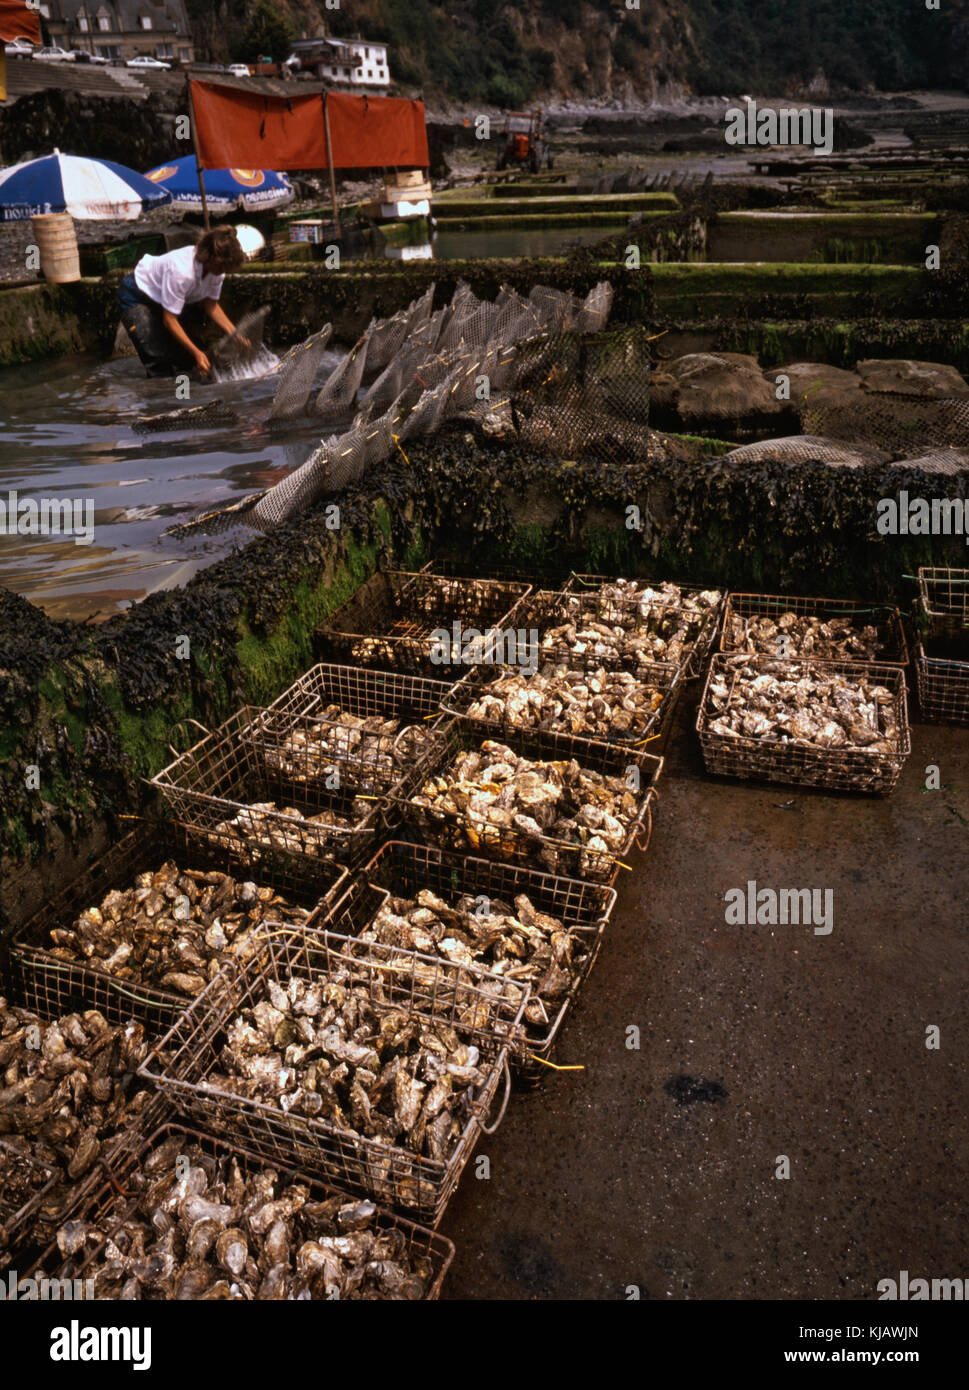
[439,690,969,1300]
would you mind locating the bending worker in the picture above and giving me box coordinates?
[117,226,248,378]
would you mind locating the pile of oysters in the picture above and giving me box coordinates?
[212,801,371,858]
[461,663,668,741]
[358,888,583,1030]
[540,581,720,670]
[258,706,433,792]
[40,862,311,998]
[0,999,151,1237]
[705,657,900,752]
[206,971,491,1180]
[408,739,640,879]
[724,609,888,662]
[48,1133,440,1300]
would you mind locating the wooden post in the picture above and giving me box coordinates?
[322,91,341,237]
[187,80,211,231]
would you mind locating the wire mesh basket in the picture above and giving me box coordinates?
[393,724,663,885]
[315,571,532,676]
[440,651,684,750]
[248,663,452,796]
[564,572,725,678]
[721,593,908,667]
[0,1140,59,1269]
[34,1123,455,1300]
[916,636,969,725]
[697,654,911,795]
[150,708,387,866]
[139,928,524,1224]
[320,840,617,1084]
[538,583,719,683]
[6,820,348,1037]
[917,567,969,640]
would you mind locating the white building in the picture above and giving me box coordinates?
[290,38,390,91]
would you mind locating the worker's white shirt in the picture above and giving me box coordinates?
[133,245,224,316]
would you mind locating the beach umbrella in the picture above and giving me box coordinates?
[144,156,294,214]
[0,148,172,222]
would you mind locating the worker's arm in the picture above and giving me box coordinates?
[161,309,211,375]
[202,298,251,348]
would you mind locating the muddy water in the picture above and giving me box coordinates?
[0,350,342,622]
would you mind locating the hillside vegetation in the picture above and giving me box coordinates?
[187,0,969,105]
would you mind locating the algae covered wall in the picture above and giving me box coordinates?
[0,255,950,367]
[0,485,426,929]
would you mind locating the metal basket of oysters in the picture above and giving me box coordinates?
[697,653,911,795]
[563,575,724,679]
[34,1123,455,1300]
[393,725,663,885]
[0,997,163,1273]
[915,568,969,725]
[150,709,388,866]
[315,570,533,676]
[138,928,527,1225]
[321,840,617,1084]
[441,648,682,749]
[7,820,348,1036]
[720,593,908,667]
[247,663,452,797]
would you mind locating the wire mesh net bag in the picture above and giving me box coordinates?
[800,394,969,462]
[269,325,334,422]
[169,280,617,537]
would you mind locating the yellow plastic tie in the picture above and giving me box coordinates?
[527,1054,585,1072]
[392,434,411,467]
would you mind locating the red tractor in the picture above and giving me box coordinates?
[496,111,553,173]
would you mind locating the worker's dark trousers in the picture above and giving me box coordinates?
[117,275,196,378]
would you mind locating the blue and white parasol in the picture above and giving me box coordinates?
[143,157,295,214]
[0,148,173,222]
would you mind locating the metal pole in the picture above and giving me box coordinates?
[187,80,211,231]
[323,90,341,237]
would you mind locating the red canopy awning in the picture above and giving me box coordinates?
[325,93,429,169]
[190,81,428,171]
[0,0,41,43]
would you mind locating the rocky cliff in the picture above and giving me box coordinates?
[189,0,969,105]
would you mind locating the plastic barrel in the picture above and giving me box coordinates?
[31,213,81,284]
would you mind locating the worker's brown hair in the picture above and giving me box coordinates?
[195,226,246,274]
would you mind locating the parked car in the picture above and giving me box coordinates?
[126,55,172,70]
[34,46,75,63]
[73,51,111,64]
[226,63,251,77]
[3,38,35,58]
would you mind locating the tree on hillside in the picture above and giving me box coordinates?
[237,1,295,64]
